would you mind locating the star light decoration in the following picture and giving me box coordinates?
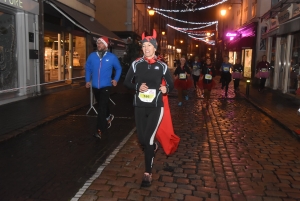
[154,0,227,12]
[183,0,197,11]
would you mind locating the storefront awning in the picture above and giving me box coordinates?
[262,27,279,39]
[45,0,125,48]
[227,37,255,50]
[278,16,300,35]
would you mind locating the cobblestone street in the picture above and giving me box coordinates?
[78,80,300,201]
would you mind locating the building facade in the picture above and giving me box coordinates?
[221,0,269,79]
[0,0,39,104]
[262,0,300,95]
[0,0,125,105]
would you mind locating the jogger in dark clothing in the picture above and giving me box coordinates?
[232,58,244,93]
[220,56,232,97]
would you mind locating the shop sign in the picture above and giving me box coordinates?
[292,3,300,18]
[278,10,290,24]
[0,0,39,14]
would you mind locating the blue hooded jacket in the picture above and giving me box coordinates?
[85,51,122,89]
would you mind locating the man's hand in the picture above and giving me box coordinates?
[85,82,91,88]
[159,84,167,94]
[111,80,117,86]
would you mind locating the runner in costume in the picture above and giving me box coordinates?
[174,57,192,106]
[124,29,174,187]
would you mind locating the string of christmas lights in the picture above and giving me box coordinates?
[189,35,215,45]
[153,0,227,12]
[167,23,217,31]
[188,32,215,37]
[155,11,218,25]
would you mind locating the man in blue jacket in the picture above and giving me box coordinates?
[85,36,122,139]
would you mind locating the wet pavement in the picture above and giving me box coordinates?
[0,93,135,201]
[76,77,300,201]
[0,75,300,201]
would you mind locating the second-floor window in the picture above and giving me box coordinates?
[271,0,280,7]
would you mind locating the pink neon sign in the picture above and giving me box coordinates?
[226,33,237,37]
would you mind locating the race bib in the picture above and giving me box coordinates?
[261,68,268,72]
[223,67,229,72]
[138,89,156,103]
[193,65,198,70]
[205,74,212,80]
[179,73,186,79]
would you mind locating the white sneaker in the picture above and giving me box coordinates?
[107,114,114,128]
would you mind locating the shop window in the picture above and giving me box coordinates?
[0,12,17,91]
[288,32,300,95]
[269,37,276,88]
[44,31,86,82]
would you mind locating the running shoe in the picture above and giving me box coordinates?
[141,173,152,187]
[107,114,114,128]
[93,129,102,139]
[178,102,182,106]
[185,95,189,100]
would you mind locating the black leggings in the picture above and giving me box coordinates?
[234,79,240,90]
[93,87,111,132]
[221,73,232,93]
[192,75,200,88]
[135,107,163,173]
[260,78,267,90]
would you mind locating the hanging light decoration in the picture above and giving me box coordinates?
[154,0,227,12]
[156,11,219,25]
[167,23,217,31]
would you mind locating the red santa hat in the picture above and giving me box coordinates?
[97,36,109,47]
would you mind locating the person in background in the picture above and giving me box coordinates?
[124,30,174,187]
[220,56,232,97]
[256,55,270,92]
[191,56,202,94]
[198,57,216,105]
[85,37,122,139]
[174,57,192,106]
[232,58,244,93]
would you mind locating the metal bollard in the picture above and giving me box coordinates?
[246,79,250,97]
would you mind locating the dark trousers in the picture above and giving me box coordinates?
[93,87,111,132]
[221,73,231,94]
[260,78,266,90]
[192,75,200,88]
[135,107,163,173]
[234,79,240,90]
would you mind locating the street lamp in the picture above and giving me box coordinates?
[147,8,155,33]
[180,40,183,44]
[220,9,226,58]
[220,9,226,16]
[148,9,155,16]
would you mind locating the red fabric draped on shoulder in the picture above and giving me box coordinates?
[156,79,180,155]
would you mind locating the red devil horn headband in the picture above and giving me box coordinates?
[142,29,157,39]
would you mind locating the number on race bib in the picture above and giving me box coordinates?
[205,74,212,80]
[179,73,186,79]
[138,89,156,103]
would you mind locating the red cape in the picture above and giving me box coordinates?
[155,80,180,155]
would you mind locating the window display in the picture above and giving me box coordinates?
[44,32,86,82]
[243,49,252,78]
[289,32,300,95]
[0,12,17,91]
[269,37,276,88]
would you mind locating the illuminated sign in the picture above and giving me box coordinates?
[226,33,237,37]
[1,0,39,14]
